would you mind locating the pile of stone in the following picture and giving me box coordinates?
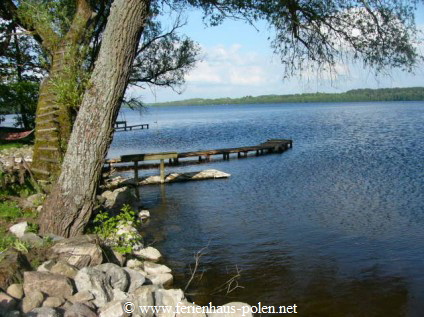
[0,145,33,168]
[0,233,251,317]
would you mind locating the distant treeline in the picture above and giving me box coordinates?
[149,87,424,106]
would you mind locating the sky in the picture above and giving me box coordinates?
[137,5,424,103]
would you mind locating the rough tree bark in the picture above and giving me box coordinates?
[39,0,151,237]
[31,0,93,181]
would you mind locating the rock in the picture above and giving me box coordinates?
[4,310,21,317]
[0,250,32,291]
[7,283,24,300]
[68,290,95,303]
[99,300,129,317]
[147,273,173,287]
[126,258,144,270]
[143,262,171,275]
[112,250,126,267]
[26,193,45,208]
[20,233,44,247]
[61,300,74,310]
[74,267,113,308]
[154,289,185,317]
[101,186,140,211]
[107,223,143,251]
[9,221,28,238]
[23,271,75,298]
[25,307,60,317]
[132,285,158,317]
[37,260,56,272]
[112,289,128,301]
[42,296,65,308]
[207,302,253,317]
[133,247,162,262]
[51,235,103,269]
[79,301,97,311]
[64,303,97,317]
[176,300,206,317]
[123,268,146,294]
[189,169,230,180]
[96,263,129,292]
[0,292,17,314]
[138,210,150,219]
[50,260,79,279]
[139,169,230,185]
[22,290,44,313]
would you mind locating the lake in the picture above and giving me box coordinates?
[109,102,424,317]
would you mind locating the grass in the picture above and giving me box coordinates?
[0,138,33,151]
[0,201,37,253]
[0,142,27,151]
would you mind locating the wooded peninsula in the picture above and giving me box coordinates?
[149,87,424,106]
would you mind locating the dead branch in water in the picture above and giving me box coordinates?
[210,265,244,295]
[184,243,209,292]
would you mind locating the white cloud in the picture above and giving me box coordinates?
[185,44,278,87]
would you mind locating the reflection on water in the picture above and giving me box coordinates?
[110,102,424,316]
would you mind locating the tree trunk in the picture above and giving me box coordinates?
[31,0,92,181]
[39,0,151,237]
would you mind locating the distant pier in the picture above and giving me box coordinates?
[105,139,293,183]
[114,121,149,132]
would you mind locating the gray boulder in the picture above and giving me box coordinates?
[138,210,150,220]
[133,247,162,262]
[68,290,95,303]
[23,271,75,298]
[51,235,103,269]
[20,233,44,247]
[64,303,97,317]
[99,300,129,317]
[25,193,45,208]
[74,267,113,308]
[126,258,144,270]
[96,263,129,292]
[6,283,24,300]
[132,285,158,317]
[154,289,185,317]
[42,296,65,308]
[50,260,79,279]
[101,186,140,211]
[21,291,44,313]
[9,222,28,238]
[25,307,60,317]
[143,262,171,275]
[147,273,173,287]
[123,267,146,293]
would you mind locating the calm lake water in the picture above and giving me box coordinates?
[109,102,424,317]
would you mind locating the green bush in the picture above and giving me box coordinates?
[93,204,142,254]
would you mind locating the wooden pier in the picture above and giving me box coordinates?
[114,121,149,132]
[105,139,292,184]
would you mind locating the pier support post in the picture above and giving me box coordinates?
[134,161,139,184]
[160,159,165,183]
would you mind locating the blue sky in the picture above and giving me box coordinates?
[138,5,424,103]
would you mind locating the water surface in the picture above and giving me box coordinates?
[110,102,424,316]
